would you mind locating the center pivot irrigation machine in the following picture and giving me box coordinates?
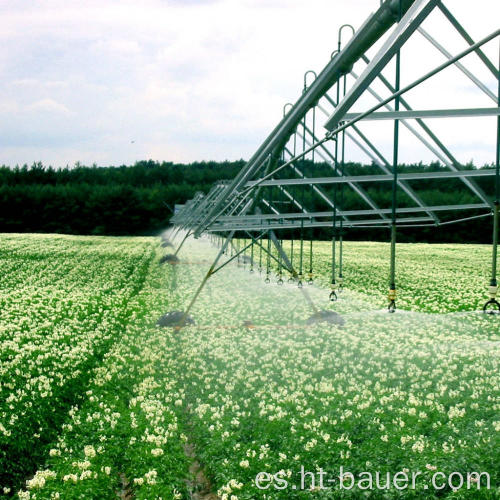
[167,0,500,325]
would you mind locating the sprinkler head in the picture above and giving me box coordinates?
[306,310,345,327]
[157,311,195,327]
[482,298,500,314]
[160,254,180,264]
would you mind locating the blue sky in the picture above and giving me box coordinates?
[0,0,498,168]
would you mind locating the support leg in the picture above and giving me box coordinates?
[174,230,191,257]
[177,230,236,328]
[483,41,500,314]
[388,223,397,313]
[484,203,499,313]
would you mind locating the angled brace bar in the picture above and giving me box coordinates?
[177,229,236,328]
[417,26,497,103]
[284,145,339,212]
[277,185,307,212]
[437,1,498,79]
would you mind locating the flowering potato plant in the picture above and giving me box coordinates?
[1,233,498,499]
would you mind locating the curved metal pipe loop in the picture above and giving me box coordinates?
[297,280,303,288]
[277,275,284,285]
[338,24,355,52]
[265,274,271,284]
[331,49,339,60]
[329,290,337,301]
[303,70,318,93]
[388,300,396,313]
[283,102,293,117]
[483,298,500,314]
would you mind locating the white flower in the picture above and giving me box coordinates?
[83,445,96,458]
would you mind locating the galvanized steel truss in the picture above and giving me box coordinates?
[169,0,500,317]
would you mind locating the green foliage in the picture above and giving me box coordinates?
[2,234,499,499]
[0,160,496,242]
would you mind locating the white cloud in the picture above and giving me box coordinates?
[26,98,71,114]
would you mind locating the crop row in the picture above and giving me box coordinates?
[0,235,154,492]
[15,255,189,499]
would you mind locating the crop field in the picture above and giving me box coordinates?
[1,233,499,499]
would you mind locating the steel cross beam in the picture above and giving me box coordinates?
[343,107,500,121]
[246,168,497,187]
[206,216,435,232]
[215,203,489,223]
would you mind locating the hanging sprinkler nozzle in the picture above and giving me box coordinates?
[337,275,343,292]
[330,282,337,302]
[483,283,500,314]
[388,288,397,313]
[297,274,304,288]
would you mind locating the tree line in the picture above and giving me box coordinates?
[0,159,495,243]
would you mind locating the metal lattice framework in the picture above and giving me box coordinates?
[168,0,500,321]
